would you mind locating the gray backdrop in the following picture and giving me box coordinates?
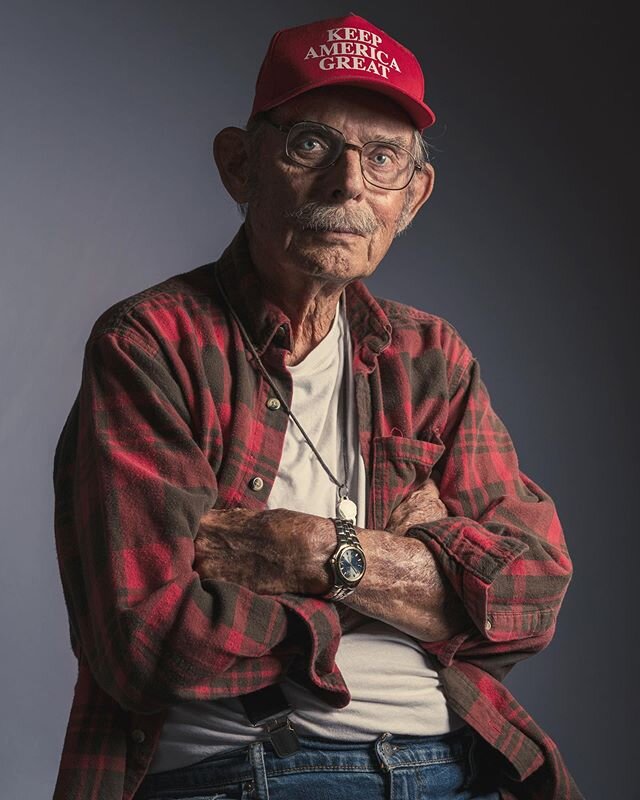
[1,2,636,797]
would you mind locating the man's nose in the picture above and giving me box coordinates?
[326,146,366,201]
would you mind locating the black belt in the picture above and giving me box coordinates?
[240,684,301,757]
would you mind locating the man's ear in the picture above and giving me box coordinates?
[405,162,435,222]
[213,127,252,203]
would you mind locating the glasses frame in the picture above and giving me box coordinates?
[264,117,424,191]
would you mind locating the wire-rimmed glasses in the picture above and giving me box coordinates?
[265,118,423,191]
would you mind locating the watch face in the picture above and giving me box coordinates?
[337,546,365,583]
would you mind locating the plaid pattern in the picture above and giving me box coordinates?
[53,224,582,799]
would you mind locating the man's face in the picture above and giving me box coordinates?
[243,86,433,285]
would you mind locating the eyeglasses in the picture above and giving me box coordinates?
[264,118,424,191]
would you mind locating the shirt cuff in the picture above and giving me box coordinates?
[406,518,529,645]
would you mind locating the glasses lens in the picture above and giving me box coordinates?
[286,123,343,168]
[361,142,414,189]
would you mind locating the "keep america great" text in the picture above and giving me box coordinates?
[304,26,401,79]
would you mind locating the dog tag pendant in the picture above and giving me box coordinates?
[337,496,358,524]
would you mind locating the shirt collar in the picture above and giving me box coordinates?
[214,224,393,369]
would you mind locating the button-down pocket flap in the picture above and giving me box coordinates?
[371,435,446,530]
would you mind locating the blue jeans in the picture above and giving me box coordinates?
[134,726,501,799]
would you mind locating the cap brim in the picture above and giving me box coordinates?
[254,73,436,131]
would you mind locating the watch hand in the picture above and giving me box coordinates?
[346,565,359,578]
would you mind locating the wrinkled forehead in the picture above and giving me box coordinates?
[268,85,417,143]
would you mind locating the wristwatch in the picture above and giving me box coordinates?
[323,518,367,602]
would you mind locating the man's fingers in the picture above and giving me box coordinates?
[418,497,448,521]
[386,480,448,535]
[411,478,440,498]
[391,497,447,525]
[389,478,442,519]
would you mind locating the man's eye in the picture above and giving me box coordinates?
[366,147,400,170]
[292,135,329,150]
[299,138,321,151]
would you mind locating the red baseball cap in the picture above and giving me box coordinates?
[250,12,436,130]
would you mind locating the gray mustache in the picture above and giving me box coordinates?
[285,202,378,235]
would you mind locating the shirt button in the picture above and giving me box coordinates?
[131,729,146,744]
[266,397,281,410]
[249,476,264,492]
[485,618,492,631]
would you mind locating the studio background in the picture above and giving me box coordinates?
[1,2,636,797]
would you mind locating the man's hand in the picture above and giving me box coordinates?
[387,477,448,535]
[349,475,472,641]
[339,477,449,633]
[193,508,334,595]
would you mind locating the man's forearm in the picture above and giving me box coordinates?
[342,528,473,642]
[194,508,474,643]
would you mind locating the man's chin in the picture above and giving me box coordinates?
[290,242,374,282]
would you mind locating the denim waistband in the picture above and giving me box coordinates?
[135,725,477,799]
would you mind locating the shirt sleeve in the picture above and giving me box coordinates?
[53,329,343,714]
[406,355,573,672]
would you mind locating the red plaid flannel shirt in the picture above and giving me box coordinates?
[53,225,582,799]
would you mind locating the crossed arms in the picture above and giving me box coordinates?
[193,481,473,642]
[54,328,572,714]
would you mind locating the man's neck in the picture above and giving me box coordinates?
[246,235,348,366]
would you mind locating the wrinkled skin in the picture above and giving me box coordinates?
[193,477,448,595]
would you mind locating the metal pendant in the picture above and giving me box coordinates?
[337,496,358,524]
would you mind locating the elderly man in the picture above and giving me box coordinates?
[52,13,582,800]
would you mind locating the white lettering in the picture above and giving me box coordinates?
[311,31,394,79]
[324,26,383,44]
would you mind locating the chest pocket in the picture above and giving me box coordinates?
[370,434,446,530]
